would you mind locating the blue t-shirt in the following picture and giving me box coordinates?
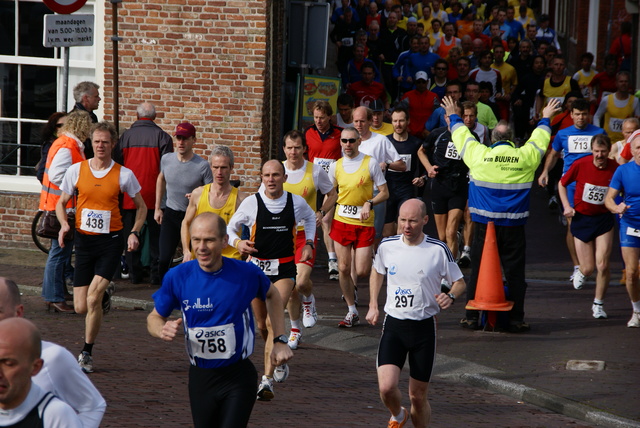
[152,258,271,369]
[610,161,640,229]
[552,124,606,174]
[408,52,440,80]
[425,106,446,131]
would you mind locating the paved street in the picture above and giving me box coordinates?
[4,182,640,427]
[20,293,600,427]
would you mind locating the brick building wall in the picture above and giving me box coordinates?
[0,192,39,249]
[559,0,631,72]
[4,1,283,250]
[102,0,276,190]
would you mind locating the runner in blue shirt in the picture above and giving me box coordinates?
[147,212,292,428]
[605,130,640,328]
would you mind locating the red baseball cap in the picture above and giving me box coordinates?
[175,122,196,138]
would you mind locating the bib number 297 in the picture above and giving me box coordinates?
[395,294,414,308]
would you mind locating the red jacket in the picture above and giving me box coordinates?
[401,89,440,137]
[114,119,173,210]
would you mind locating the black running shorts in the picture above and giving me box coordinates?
[377,315,436,382]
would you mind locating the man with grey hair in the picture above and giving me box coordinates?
[72,81,101,158]
[491,120,513,143]
[72,81,100,124]
[115,102,173,284]
[180,145,248,262]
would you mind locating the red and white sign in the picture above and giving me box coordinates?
[43,0,88,14]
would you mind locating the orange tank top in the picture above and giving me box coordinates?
[76,160,123,234]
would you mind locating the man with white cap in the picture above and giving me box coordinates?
[400,71,440,138]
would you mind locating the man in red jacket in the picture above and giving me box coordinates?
[115,102,173,284]
[400,71,440,138]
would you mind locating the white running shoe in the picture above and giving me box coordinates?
[592,304,608,319]
[288,329,301,350]
[78,351,93,373]
[328,259,338,275]
[627,311,640,328]
[572,269,586,290]
[301,295,317,328]
[569,266,579,281]
[257,375,274,401]
[338,311,360,328]
[273,363,289,383]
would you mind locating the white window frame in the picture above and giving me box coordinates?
[0,0,104,193]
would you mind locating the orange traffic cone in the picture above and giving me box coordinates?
[465,221,513,312]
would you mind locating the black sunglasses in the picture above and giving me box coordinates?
[341,138,357,144]
[56,123,64,128]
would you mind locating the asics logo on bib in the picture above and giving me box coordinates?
[395,287,412,296]
[195,329,226,338]
[86,211,105,219]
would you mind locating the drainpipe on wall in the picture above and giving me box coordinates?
[111,0,121,134]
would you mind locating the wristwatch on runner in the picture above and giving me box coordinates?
[273,334,288,345]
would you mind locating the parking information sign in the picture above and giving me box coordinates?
[43,14,94,47]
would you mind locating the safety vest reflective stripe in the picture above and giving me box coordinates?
[470,177,533,190]
[39,135,85,211]
[469,207,530,220]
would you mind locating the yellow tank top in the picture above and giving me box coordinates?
[542,77,572,111]
[195,185,241,259]
[575,69,595,98]
[283,161,316,231]
[604,94,634,143]
[334,155,375,227]
[370,122,394,136]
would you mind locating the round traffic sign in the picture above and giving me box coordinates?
[43,0,88,14]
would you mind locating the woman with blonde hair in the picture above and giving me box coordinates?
[39,109,92,313]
